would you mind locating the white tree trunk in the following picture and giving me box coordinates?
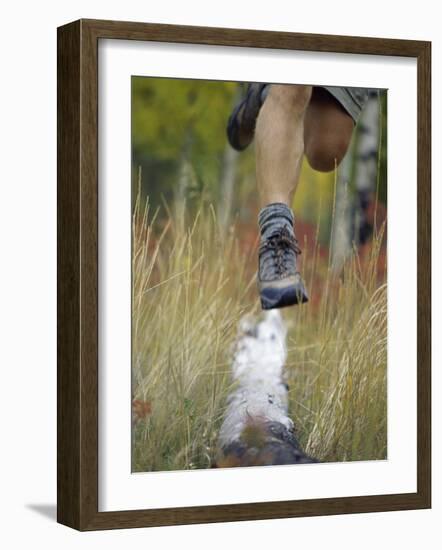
[331,151,353,272]
[217,142,239,232]
[217,86,242,233]
[216,311,316,467]
[174,129,193,232]
[332,91,380,272]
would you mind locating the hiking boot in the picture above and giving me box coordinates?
[258,226,308,310]
[227,83,269,151]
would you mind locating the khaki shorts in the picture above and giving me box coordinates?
[322,86,370,123]
[260,84,371,123]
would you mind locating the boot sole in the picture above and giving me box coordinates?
[259,276,309,310]
[226,83,268,151]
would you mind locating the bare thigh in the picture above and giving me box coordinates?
[303,87,355,172]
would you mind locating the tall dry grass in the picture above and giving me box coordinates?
[131,186,387,471]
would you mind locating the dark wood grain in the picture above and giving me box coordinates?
[416,41,432,507]
[57,19,99,530]
[83,18,428,57]
[57,20,81,529]
[57,18,431,531]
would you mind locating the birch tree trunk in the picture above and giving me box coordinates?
[331,91,380,272]
[331,144,353,272]
[353,91,381,245]
[217,86,242,233]
[216,311,316,467]
[217,142,239,233]
[174,128,193,233]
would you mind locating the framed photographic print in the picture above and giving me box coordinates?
[57,19,431,530]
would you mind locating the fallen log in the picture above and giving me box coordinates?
[216,310,317,467]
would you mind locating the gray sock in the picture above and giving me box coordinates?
[258,203,295,240]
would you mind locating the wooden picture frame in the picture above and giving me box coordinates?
[57,18,431,530]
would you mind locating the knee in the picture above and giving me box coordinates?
[269,85,312,114]
[305,133,351,172]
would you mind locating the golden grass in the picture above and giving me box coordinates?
[131,189,387,471]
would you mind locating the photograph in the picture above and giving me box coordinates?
[130,77,388,472]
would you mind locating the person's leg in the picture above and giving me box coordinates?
[255,84,312,309]
[254,85,356,310]
[255,84,312,207]
[255,86,355,205]
[234,84,356,309]
[303,87,355,172]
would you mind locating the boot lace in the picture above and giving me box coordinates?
[259,226,301,278]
